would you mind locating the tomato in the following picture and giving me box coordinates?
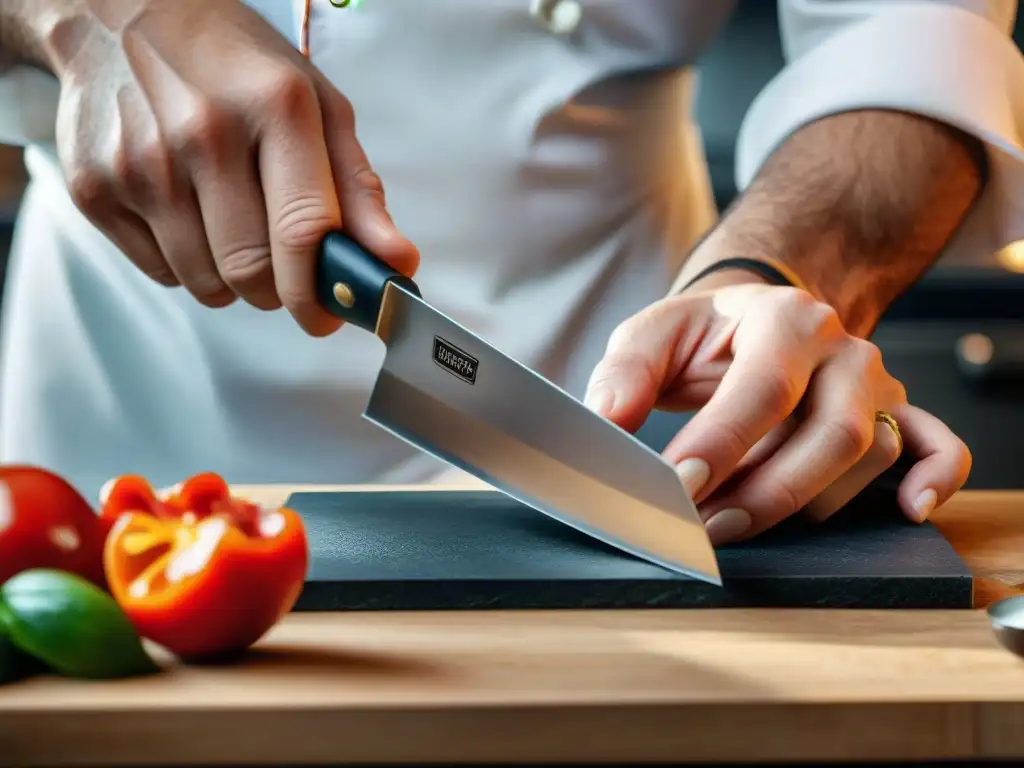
[0,466,107,587]
[102,472,308,659]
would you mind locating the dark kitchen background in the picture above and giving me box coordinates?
[1,1,1021,488]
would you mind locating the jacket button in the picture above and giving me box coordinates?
[530,0,582,35]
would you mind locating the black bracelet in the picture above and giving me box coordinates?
[679,257,802,293]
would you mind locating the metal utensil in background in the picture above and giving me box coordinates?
[314,231,722,585]
[988,595,1024,657]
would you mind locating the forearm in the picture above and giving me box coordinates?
[676,109,986,336]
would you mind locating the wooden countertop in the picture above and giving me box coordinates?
[2,485,1024,766]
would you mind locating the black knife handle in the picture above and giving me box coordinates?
[315,230,421,332]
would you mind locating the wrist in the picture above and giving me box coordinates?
[674,255,812,296]
[2,0,120,77]
[685,200,897,336]
[684,111,984,337]
[677,267,772,294]
[0,0,56,72]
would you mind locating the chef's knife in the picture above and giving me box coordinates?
[315,231,721,585]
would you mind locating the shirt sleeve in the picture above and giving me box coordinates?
[736,1,1024,262]
[0,64,59,146]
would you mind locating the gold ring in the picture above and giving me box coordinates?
[875,410,903,456]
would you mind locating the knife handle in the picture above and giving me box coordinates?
[315,231,421,332]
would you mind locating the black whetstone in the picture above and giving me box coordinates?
[286,484,974,611]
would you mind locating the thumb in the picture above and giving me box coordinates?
[583,306,681,433]
[315,78,421,278]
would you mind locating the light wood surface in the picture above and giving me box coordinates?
[2,485,1023,766]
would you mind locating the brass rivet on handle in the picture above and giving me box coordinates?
[333,282,356,309]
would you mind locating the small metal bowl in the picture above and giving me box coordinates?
[988,595,1024,657]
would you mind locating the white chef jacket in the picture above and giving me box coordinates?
[0,0,1022,499]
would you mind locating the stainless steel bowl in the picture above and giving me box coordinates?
[988,595,1024,657]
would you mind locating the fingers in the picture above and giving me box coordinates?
[745,402,968,532]
[256,71,344,337]
[67,155,227,301]
[59,105,176,289]
[801,417,903,523]
[148,194,236,308]
[107,213,176,286]
[59,25,414,335]
[734,418,798,476]
[663,290,845,503]
[892,403,972,522]
[585,273,967,545]
[69,182,175,288]
[698,338,884,543]
[584,299,694,434]
[314,73,420,279]
[130,91,246,307]
[586,276,970,545]
[190,121,279,311]
[65,94,260,309]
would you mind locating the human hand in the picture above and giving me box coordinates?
[585,276,972,545]
[37,0,418,335]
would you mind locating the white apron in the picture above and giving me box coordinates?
[0,0,727,497]
[3,0,1024,500]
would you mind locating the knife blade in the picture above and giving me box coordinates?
[315,231,721,585]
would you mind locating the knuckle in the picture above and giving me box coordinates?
[759,288,825,341]
[954,439,974,484]
[330,92,357,127]
[769,289,846,342]
[217,244,273,291]
[605,301,672,354]
[186,273,232,306]
[758,479,804,518]
[758,363,802,416]
[350,166,386,200]
[586,359,617,390]
[277,286,320,319]
[826,412,874,460]
[114,139,175,199]
[66,165,110,216]
[273,197,335,250]
[196,292,234,309]
[262,68,318,119]
[780,285,816,308]
[848,338,885,375]
[887,377,908,406]
[702,419,750,465]
[109,145,133,187]
[770,286,817,316]
[591,353,658,396]
[806,300,843,340]
[606,315,642,353]
[141,264,179,287]
[171,102,234,162]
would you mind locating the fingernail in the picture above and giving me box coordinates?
[705,508,752,546]
[912,488,938,522]
[584,387,614,416]
[675,458,711,498]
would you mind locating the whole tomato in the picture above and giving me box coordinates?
[0,466,107,587]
